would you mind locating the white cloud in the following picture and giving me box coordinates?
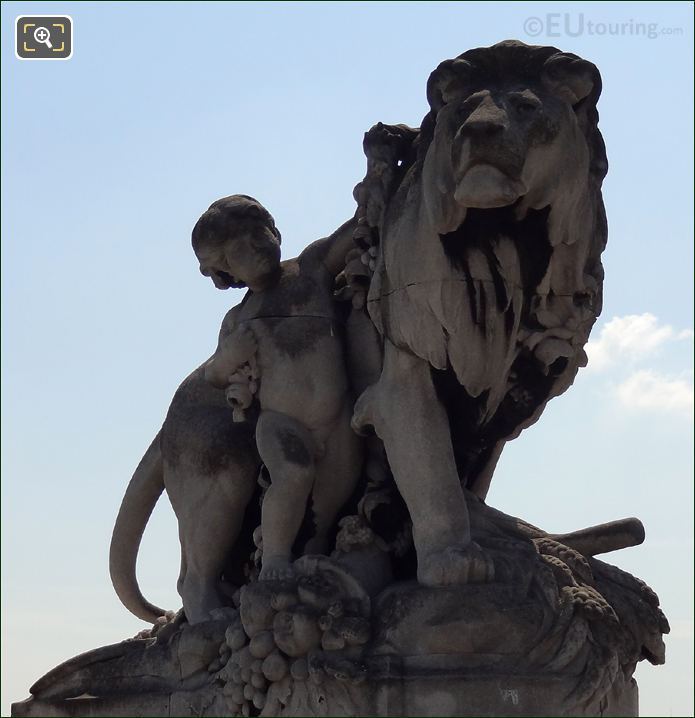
[586,313,693,372]
[615,370,694,417]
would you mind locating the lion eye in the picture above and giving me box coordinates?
[456,93,485,118]
[516,101,537,114]
[510,94,540,115]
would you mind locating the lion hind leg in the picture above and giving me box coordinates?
[174,467,257,624]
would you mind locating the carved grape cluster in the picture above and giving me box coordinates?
[210,571,371,716]
[220,623,288,715]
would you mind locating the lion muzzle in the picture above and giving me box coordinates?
[454,163,528,209]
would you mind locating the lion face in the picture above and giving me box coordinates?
[424,84,590,230]
[451,87,569,206]
[421,44,599,233]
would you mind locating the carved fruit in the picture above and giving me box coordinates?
[226,626,248,652]
[271,591,298,611]
[253,691,266,710]
[297,575,339,611]
[273,609,322,657]
[262,651,289,682]
[251,672,267,690]
[337,617,371,645]
[237,646,254,670]
[240,584,275,636]
[249,630,275,659]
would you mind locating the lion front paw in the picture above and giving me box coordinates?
[417,543,494,586]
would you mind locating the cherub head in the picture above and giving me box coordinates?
[192,195,282,292]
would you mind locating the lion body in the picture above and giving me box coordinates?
[361,41,607,496]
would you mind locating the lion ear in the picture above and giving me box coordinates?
[542,54,600,107]
[426,58,475,112]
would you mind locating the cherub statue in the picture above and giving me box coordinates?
[194,195,363,581]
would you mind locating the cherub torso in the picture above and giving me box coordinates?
[235,257,348,433]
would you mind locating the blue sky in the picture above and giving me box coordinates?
[2,2,693,715]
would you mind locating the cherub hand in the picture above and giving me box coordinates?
[225,381,254,423]
[335,247,375,309]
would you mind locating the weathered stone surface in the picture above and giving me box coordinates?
[11,663,639,717]
[13,40,668,717]
[14,498,667,717]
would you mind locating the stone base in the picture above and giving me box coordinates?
[13,502,666,718]
[11,672,638,717]
[372,673,638,717]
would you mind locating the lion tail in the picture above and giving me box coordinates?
[109,432,167,623]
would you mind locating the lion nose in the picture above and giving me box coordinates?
[461,99,509,137]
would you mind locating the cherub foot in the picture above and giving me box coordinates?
[259,555,296,582]
[418,542,495,586]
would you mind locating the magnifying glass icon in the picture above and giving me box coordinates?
[34,26,53,49]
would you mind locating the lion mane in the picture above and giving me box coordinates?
[353,40,608,497]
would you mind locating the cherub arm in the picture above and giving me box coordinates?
[299,214,358,277]
[204,307,257,389]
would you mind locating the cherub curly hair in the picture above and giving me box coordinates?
[191,194,282,252]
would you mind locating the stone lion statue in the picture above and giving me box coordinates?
[349,40,609,586]
[15,42,672,718]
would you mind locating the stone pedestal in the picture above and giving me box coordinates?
[12,671,638,717]
[12,527,661,718]
[12,494,667,718]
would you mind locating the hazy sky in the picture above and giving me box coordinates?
[2,2,693,716]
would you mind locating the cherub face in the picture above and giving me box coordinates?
[196,225,281,292]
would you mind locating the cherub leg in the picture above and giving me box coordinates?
[256,411,317,581]
[353,339,493,585]
[305,402,363,555]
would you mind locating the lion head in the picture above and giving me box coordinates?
[354,41,608,494]
[421,41,606,226]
